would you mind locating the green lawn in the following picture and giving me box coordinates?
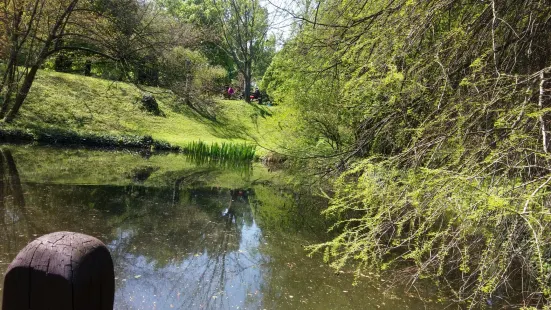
[9,70,283,155]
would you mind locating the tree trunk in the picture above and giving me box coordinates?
[3,64,40,123]
[2,149,25,208]
[1,10,25,119]
[0,56,18,119]
[84,60,92,76]
[0,74,15,119]
[539,70,550,153]
[244,62,252,102]
[0,58,13,93]
[184,59,192,105]
[1,0,77,122]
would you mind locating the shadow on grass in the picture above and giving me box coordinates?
[44,74,127,95]
[166,98,253,140]
[166,97,219,121]
[207,115,250,140]
[247,102,273,118]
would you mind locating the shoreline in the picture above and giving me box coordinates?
[0,126,273,164]
[0,126,179,152]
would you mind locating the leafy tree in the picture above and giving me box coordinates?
[0,0,177,122]
[267,0,551,306]
[157,0,236,75]
[159,46,226,105]
[213,0,271,101]
[252,33,275,80]
[158,0,273,101]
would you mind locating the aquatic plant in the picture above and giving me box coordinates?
[182,141,256,162]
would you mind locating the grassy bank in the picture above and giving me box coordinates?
[2,70,282,156]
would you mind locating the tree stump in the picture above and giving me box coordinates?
[140,94,161,115]
[2,232,114,310]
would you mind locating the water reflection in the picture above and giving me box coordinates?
[0,146,440,309]
[0,149,30,286]
[108,187,263,309]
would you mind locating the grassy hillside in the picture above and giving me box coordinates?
[5,70,281,155]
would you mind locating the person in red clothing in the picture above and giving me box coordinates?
[227,86,235,99]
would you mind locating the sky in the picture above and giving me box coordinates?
[262,0,299,45]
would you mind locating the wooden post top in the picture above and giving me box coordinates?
[2,231,115,310]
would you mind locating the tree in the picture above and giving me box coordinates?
[158,0,272,102]
[156,0,236,81]
[266,0,551,307]
[0,0,177,122]
[212,0,270,101]
[0,0,83,122]
[252,33,275,79]
[159,46,226,106]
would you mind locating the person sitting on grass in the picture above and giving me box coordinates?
[250,88,261,103]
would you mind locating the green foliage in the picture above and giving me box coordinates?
[267,0,551,306]
[183,141,256,162]
[253,34,277,79]
[160,0,273,99]
[160,47,226,99]
[156,0,219,26]
[309,161,551,305]
[0,126,176,150]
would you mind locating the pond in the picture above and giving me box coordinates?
[0,146,441,309]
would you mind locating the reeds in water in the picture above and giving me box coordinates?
[183,141,256,162]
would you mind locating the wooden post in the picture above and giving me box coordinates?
[2,232,115,310]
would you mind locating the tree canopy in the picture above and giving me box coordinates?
[0,0,182,121]
[158,0,275,100]
[264,0,551,307]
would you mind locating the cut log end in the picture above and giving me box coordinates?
[2,231,114,310]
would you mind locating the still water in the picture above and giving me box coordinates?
[0,146,440,309]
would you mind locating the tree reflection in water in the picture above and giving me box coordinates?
[109,186,264,309]
[0,148,29,286]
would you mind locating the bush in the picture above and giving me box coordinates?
[159,47,226,104]
[0,127,177,151]
[310,159,551,307]
[267,1,551,306]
